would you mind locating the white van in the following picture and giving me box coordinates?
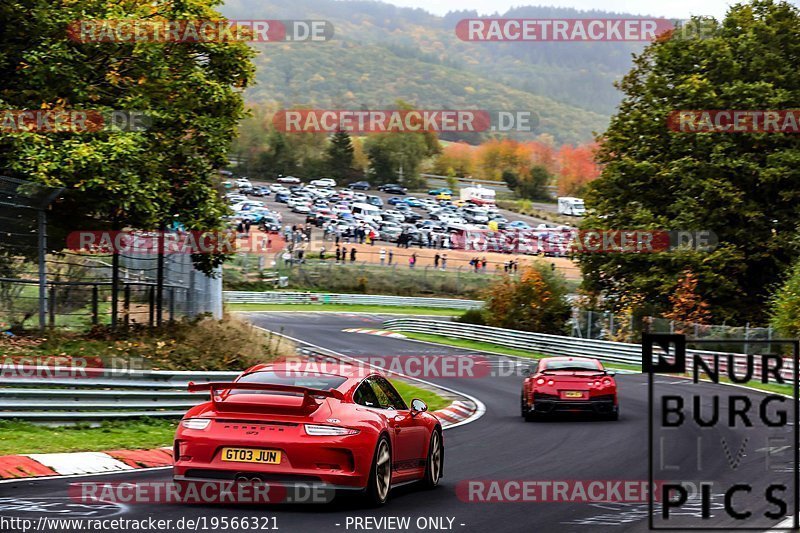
[557,197,586,216]
[351,202,382,224]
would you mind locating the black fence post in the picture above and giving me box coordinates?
[124,285,131,327]
[148,285,155,328]
[91,285,99,326]
[48,285,56,328]
[111,248,120,330]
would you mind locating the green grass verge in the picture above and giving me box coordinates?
[399,331,642,373]
[392,380,450,412]
[0,418,178,456]
[0,381,449,455]
[228,303,465,316]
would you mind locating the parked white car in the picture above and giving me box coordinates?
[310,178,336,188]
[277,176,301,184]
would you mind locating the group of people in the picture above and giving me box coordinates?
[504,259,520,273]
[235,218,252,235]
[284,224,312,245]
[332,224,378,246]
[469,257,488,272]
[333,246,358,263]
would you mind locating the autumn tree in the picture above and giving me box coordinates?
[482,262,571,334]
[556,143,601,195]
[663,270,712,331]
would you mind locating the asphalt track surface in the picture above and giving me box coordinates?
[0,312,794,533]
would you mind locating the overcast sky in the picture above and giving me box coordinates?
[379,0,798,19]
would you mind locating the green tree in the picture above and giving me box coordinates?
[0,0,255,273]
[580,0,800,323]
[515,165,551,200]
[364,133,434,187]
[325,129,356,181]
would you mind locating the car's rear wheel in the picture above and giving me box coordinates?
[422,430,443,489]
[521,392,537,421]
[365,436,392,506]
[607,405,620,421]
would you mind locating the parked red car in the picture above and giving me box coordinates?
[520,356,619,421]
[174,363,443,505]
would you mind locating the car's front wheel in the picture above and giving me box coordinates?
[365,436,392,506]
[422,430,443,489]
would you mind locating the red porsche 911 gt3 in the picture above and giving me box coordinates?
[174,362,443,506]
[520,356,619,421]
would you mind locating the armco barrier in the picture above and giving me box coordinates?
[224,291,482,310]
[382,318,795,378]
[0,333,480,424]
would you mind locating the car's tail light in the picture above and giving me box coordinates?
[536,378,545,385]
[546,380,554,386]
[305,424,360,436]
[181,418,211,430]
[603,378,613,386]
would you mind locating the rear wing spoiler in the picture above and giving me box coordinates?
[187,381,345,402]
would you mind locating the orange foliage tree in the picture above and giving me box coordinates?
[556,142,601,195]
[482,263,571,334]
[431,142,475,177]
[663,270,712,330]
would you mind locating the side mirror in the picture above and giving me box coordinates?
[606,371,617,377]
[410,398,428,416]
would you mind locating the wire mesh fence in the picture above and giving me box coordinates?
[570,308,774,352]
[0,175,222,333]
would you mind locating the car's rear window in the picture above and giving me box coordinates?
[230,371,347,395]
[542,360,599,371]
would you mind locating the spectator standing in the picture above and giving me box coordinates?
[350,247,357,262]
[335,246,341,262]
[434,253,440,269]
[441,253,447,270]
[388,249,394,265]
[319,246,326,260]
[513,259,519,273]
[410,253,417,268]
[379,248,387,266]
[481,257,487,272]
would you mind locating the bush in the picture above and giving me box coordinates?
[482,262,570,334]
[457,308,486,325]
[1,315,296,371]
[770,259,800,337]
